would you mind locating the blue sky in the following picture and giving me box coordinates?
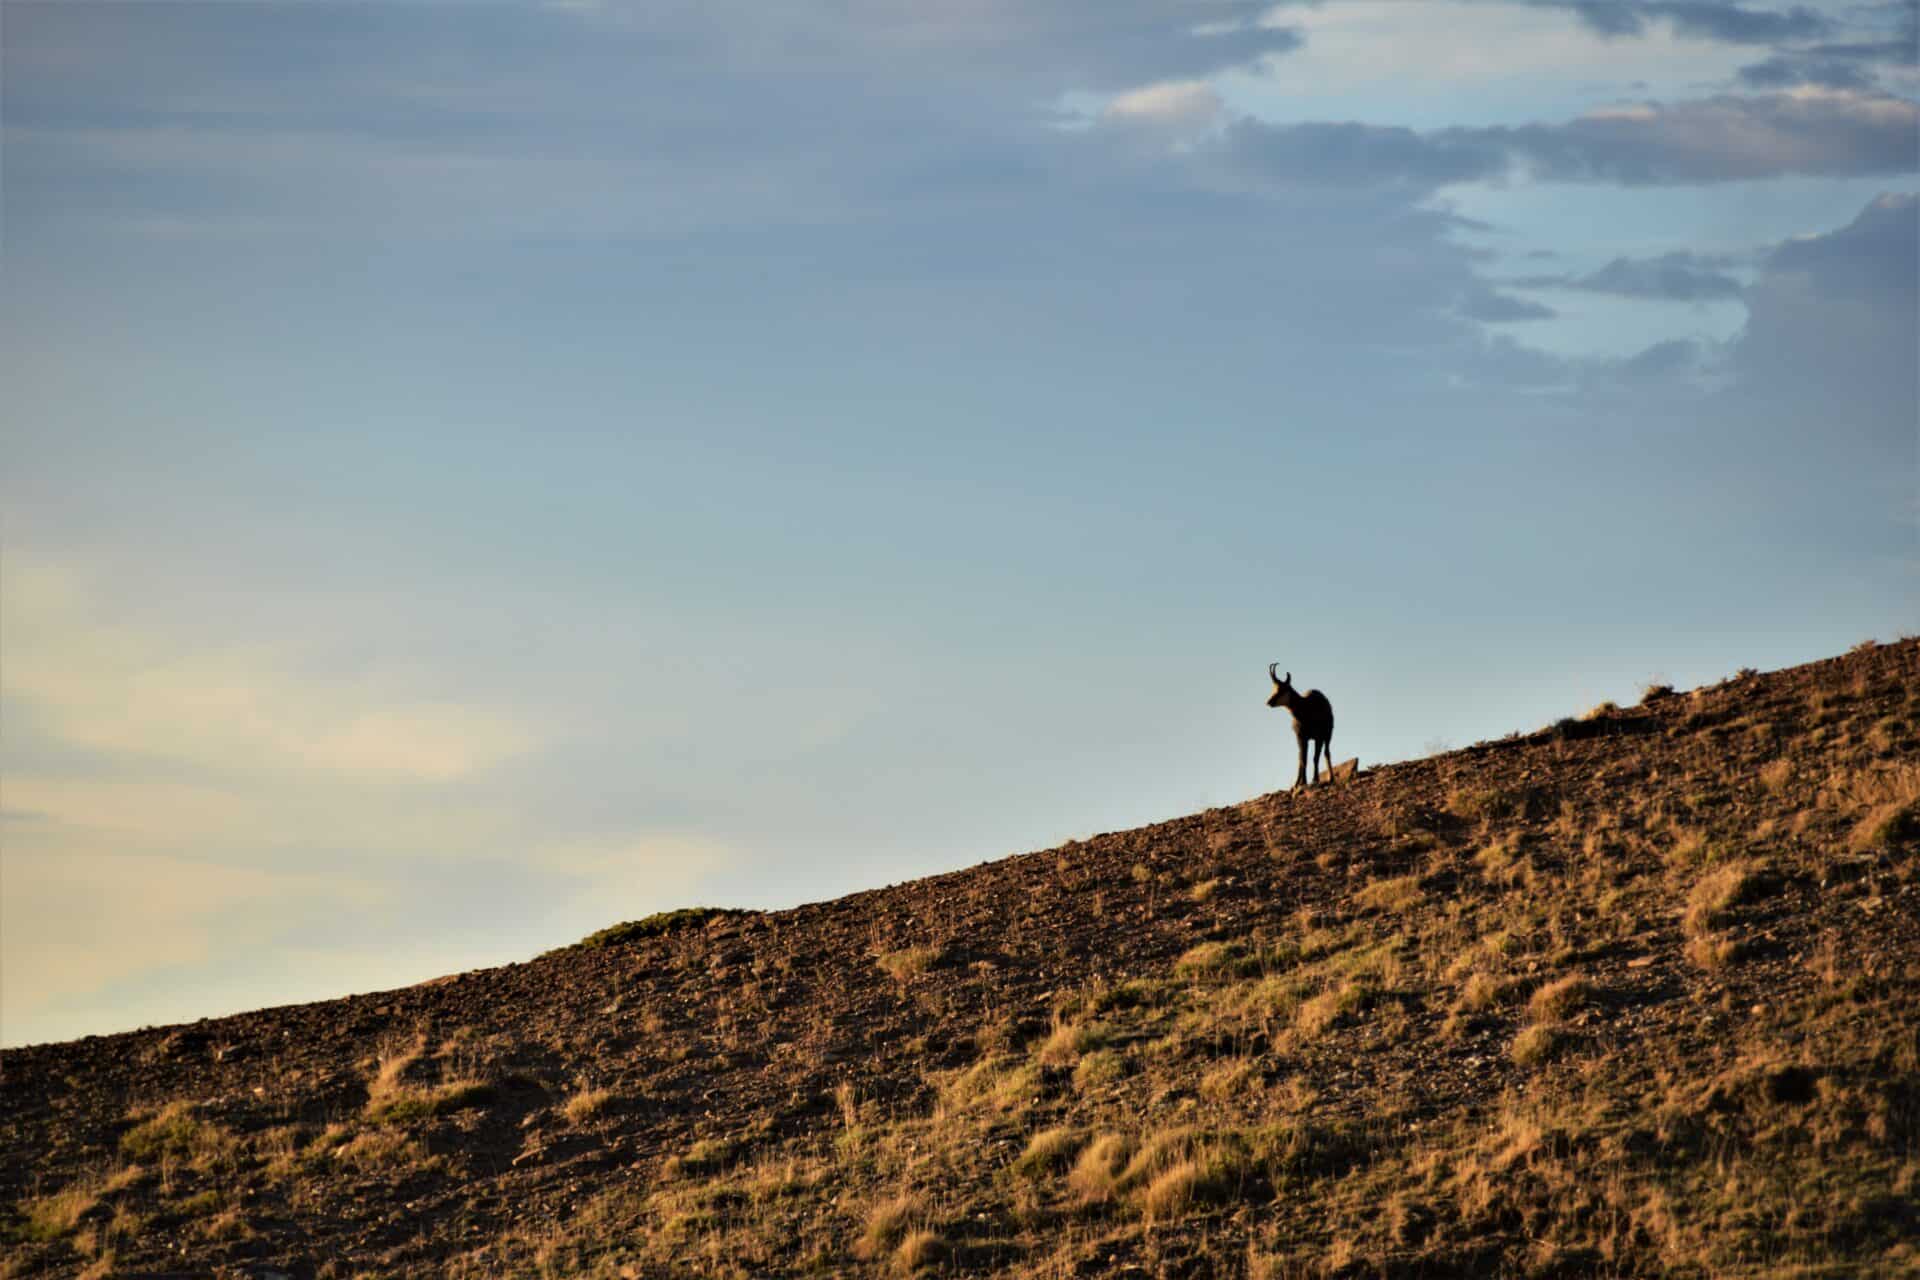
[3,0,1915,1047]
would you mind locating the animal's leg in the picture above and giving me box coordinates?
[1295,731,1309,789]
[1321,731,1333,784]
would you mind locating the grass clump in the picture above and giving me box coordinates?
[1173,941,1254,980]
[1685,932,1750,971]
[1683,862,1765,936]
[1068,1133,1137,1205]
[1449,785,1540,823]
[854,1193,925,1261]
[365,1079,497,1125]
[1458,971,1519,1013]
[892,1229,948,1273]
[1354,874,1423,914]
[1072,1049,1126,1091]
[1137,1144,1250,1224]
[937,1056,1040,1116]
[1509,1024,1562,1066]
[1849,782,1919,853]
[1527,975,1599,1024]
[119,1102,234,1168]
[6,1181,98,1244]
[1036,1020,1107,1067]
[875,946,942,982]
[571,908,750,950]
[1199,1059,1258,1103]
[1295,979,1375,1038]
[563,1085,614,1125]
[1014,1128,1087,1179]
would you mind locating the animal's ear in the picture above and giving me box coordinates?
[1284,671,1291,685]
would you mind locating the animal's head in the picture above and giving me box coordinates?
[1267,663,1295,708]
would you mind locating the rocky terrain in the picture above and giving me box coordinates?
[4,639,1917,1278]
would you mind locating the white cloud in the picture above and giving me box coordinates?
[1103,79,1226,132]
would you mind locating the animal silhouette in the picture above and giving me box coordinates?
[1267,664,1335,789]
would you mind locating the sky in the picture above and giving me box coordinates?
[2,0,1915,1048]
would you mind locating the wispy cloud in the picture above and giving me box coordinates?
[1514,250,1748,299]
[4,556,532,783]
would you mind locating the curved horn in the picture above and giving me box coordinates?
[1268,662,1280,682]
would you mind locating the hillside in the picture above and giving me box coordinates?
[4,640,1918,1279]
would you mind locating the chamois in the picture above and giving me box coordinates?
[1267,664,1335,789]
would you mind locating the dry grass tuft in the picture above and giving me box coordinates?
[1509,1024,1561,1066]
[1072,1049,1126,1092]
[10,1180,99,1243]
[1848,766,1920,853]
[875,946,942,982]
[1685,932,1749,971]
[891,1229,948,1273]
[1527,975,1599,1024]
[1013,1127,1086,1179]
[855,1192,924,1261]
[1173,941,1254,980]
[1683,862,1764,937]
[1295,979,1375,1038]
[1068,1133,1136,1205]
[1354,874,1423,913]
[563,1085,613,1125]
[1036,1020,1106,1067]
[1199,1058,1258,1104]
[118,1102,235,1169]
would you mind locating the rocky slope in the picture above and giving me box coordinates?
[4,639,1917,1278]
